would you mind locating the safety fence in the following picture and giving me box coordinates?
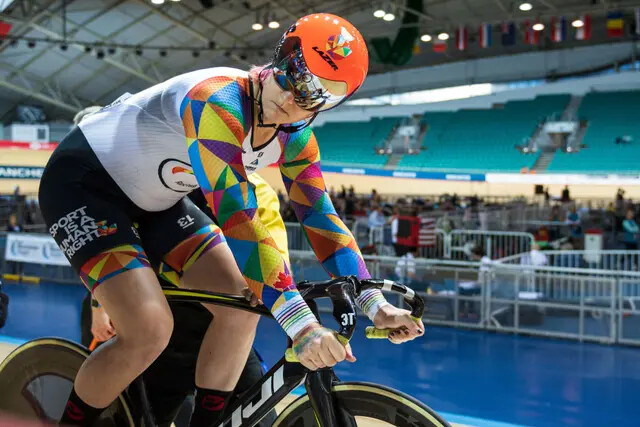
[499,250,640,272]
[287,222,534,261]
[289,250,640,346]
[2,232,640,346]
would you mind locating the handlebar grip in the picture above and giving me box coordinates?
[365,316,424,340]
[285,348,298,362]
[365,326,392,339]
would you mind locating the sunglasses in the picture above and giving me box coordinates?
[272,51,335,112]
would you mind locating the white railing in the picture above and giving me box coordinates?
[499,250,640,272]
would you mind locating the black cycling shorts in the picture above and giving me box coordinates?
[39,127,217,282]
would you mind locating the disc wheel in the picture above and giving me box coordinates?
[0,338,134,426]
[273,381,450,427]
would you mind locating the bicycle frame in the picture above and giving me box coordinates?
[132,276,423,427]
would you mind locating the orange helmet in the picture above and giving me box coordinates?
[272,13,368,112]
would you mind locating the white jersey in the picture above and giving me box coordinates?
[78,67,281,212]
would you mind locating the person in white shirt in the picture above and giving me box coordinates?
[394,247,417,284]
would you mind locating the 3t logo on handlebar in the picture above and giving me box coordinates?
[340,313,355,326]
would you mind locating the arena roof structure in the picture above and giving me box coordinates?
[0,0,639,120]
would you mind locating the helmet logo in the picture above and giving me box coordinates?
[326,28,354,60]
[312,46,339,71]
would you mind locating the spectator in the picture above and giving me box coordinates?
[544,187,550,204]
[4,214,23,277]
[561,185,571,203]
[622,209,639,250]
[394,246,418,286]
[5,213,22,232]
[520,243,548,267]
[390,207,400,255]
[368,204,386,228]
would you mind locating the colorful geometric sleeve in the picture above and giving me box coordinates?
[278,128,389,320]
[180,76,317,339]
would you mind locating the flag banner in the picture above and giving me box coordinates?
[576,14,592,40]
[607,11,624,37]
[479,23,492,48]
[501,22,516,45]
[551,16,566,42]
[524,21,540,45]
[433,39,447,53]
[419,218,436,247]
[456,25,468,50]
[0,20,11,37]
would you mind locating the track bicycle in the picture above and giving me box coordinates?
[0,276,450,427]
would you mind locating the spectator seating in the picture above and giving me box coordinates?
[313,117,398,166]
[397,94,570,172]
[547,90,640,173]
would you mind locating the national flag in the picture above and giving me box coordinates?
[433,39,447,53]
[456,25,468,50]
[635,8,640,36]
[576,14,592,40]
[524,20,540,45]
[0,21,12,37]
[501,22,516,46]
[418,217,436,247]
[607,11,624,37]
[479,23,492,48]
[551,16,566,42]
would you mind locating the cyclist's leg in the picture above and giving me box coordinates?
[138,197,259,393]
[38,132,174,422]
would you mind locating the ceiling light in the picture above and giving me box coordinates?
[420,34,432,42]
[135,47,143,56]
[571,19,584,28]
[373,9,385,18]
[96,50,105,59]
[84,45,92,53]
[27,40,36,48]
[268,20,280,29]
[159,49,167,57]
[252,22,263,31]
[60,43,68,51]
[107,47,116,55]
[532,22,544,31]
[438,32,449,40]
[382,13,395,21]
[519,2,532,11]
[151,0,164,4]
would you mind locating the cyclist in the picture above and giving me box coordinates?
[72,106,277,426]
[39,13,424,426]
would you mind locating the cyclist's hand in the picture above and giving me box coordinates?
[242,288,262,307]
[373,305,424,344]
[91,306,116,342]
[292,323,356,370]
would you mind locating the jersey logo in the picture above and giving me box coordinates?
[158,159,198,193]
[250,159,259,166]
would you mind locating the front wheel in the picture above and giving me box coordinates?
[273,381,450,427]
